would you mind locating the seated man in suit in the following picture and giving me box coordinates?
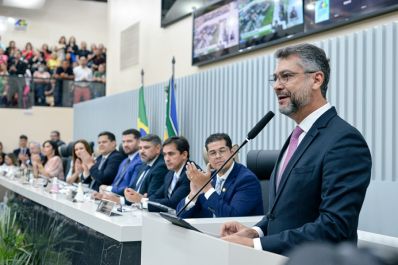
[13,134,30,165]
[96,129,142,196]
[177,133,263,218]
[143,136,193,212]
[124,134,168,202]
[220,43,372,255]
[80,131,125,191]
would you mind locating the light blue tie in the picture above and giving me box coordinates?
[215,177,225,195]
[167,173,179,198]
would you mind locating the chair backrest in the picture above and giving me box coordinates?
[59,141,74,158]
[246,150,280,181]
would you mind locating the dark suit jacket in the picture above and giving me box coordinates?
[148,161,192,212]
[13,148,31,158]
[255,107,372,255]
[130,154,168,197]
[177,162,263,218]
[84,150,125,191]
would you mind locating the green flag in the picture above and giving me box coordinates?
[137,86,149,136]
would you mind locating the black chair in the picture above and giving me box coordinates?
[247,150,280,214]
[246,150,279,181]
[59,141,74,158]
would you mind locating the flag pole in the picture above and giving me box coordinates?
[141,68,144,87]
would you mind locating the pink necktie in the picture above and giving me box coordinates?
[276,126,304,190]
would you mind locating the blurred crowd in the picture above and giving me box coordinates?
[0,35,106,107]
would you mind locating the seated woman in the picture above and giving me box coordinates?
[32,140,64,180]
[0,153,18,177]
[66,140,93,184]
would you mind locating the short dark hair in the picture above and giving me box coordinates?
[20,135,28,140]
[163,136,190,158]
[98,131,116,142]
[205,133,232,151]
[51,130,60,137]
[275,43,330,99]
[140,134,162,146]
[122,129,141,139]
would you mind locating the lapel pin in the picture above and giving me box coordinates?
[222,187,226,193]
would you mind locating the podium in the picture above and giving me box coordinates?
[141,214,287,265]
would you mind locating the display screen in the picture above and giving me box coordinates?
[193,1,239,64]
[193,0,398,65]
[239,0,304,49]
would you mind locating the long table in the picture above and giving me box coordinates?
[0,175,145,265]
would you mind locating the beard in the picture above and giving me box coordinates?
[278,85,312,116]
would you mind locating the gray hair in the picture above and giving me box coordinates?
[275,43,330,98]
[140,134,162,146]
[29,141,41,149]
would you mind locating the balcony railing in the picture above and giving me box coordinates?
[0,75,106,108]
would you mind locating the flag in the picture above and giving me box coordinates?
[137,86,149,136]
[164,77,179,140]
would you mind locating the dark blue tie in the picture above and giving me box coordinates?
[135,165,151,192]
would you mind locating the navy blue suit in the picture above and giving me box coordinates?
[130,155,168,197]
[110,153,142,195]
[177,162,263,218]
[84,150,125,191]
[148,161,192,212]
[256,107,372,255]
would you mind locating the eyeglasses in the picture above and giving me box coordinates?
[208,147,230,159]
[269,71,317,87]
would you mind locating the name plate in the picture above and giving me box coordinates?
[96,199,116,216]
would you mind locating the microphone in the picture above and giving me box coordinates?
[176,111,275,216]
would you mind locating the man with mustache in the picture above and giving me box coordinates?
[220,43,372,255]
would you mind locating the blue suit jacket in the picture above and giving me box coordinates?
[148,161,192,212]
[177,162,263,218]
[129,155,168,197]
[84,150,125,191]
[110,153,142,195]
[255,107,372,255]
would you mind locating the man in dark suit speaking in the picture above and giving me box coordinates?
[221,43,372,255]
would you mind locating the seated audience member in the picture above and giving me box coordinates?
[50,130,65,147]
[46,52,60,74]
[0,48,8,65]
[88,48,106,71]
[177,133,263,218]
[22,42,34,61]
[31,140,64,180]
[8,51,27,76]
[73,56,92,103]
[13,134,30,164]
[124,134,168,201]
[147,136,193,211]
[80,131,125,191]
[24,141,44,167]
[53,59,74,106]
[93,129,142,198]
[0,153,18,177]
[77,41,90,60]
[66,140,93,184]
[0,153,4,166]
[32,64,51,106]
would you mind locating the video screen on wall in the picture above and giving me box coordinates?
[192,0,398,65]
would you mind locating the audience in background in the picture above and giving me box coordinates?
[50,130,65,147]
[0,36,107,108]
[66,139,93,184]
[31,140,64,180]
[25,141,44,167]
[0,153,18,177]
[0,153,4,166]
[13,135,30,164]
[73,56,92,103]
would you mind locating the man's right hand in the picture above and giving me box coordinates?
[220,221,258,238]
